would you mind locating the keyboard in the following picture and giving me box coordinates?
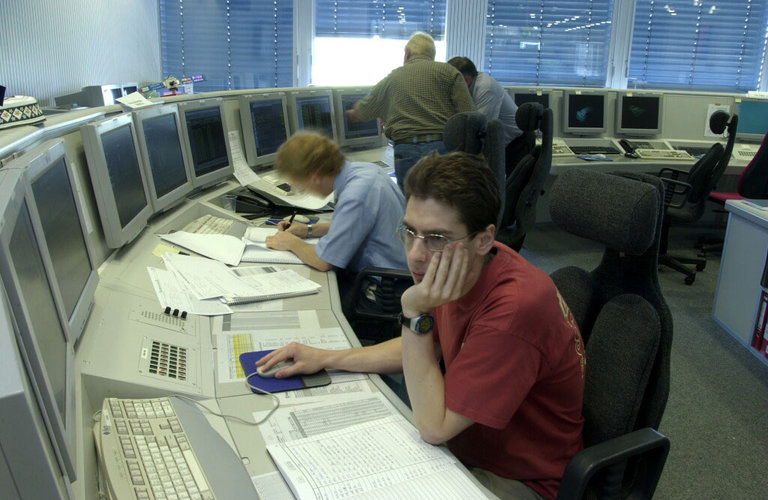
[182,214,235,235]
[568,145,622,155]
[678,146,712,157]
[95,396,259,500]
[735,149,757,159]
[636,148,694,160]
[552,143,575,156]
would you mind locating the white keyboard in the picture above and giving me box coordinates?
[735,149,758,159]
[552,143,575,156]
[635,148,694,160]
[182,214,235,235]
[95,396,258,500]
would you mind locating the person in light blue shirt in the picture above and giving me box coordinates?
[265,131,409,307]
[448,57,528,176]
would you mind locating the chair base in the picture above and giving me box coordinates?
[659,254,705,285]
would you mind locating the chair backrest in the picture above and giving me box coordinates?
[504,109,538,177]
[705,110,737,195]
[739,130,768,198]
[549,169,673,435]
[444,111,506,231]
[497,102,553,250]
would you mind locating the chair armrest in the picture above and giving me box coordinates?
[657,167,689,180]
[658,177,692,209]
[556,428,670,500]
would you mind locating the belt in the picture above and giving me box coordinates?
[394,133,443,145]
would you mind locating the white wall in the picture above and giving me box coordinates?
[0,0,162,106]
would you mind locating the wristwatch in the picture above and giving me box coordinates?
[398,312,435,335]
[306,224,313,238]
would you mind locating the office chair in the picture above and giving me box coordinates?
[504,106,538,177]
[443,111,506,231]
[657,110,732,284]
[549,169,672,499]
[497,102,553,251]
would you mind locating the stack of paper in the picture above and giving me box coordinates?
[241,227,319,265]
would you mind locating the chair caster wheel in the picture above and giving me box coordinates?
[684,275,695,285]
[696,262,706,271]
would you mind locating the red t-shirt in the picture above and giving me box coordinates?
[435,242,585,499]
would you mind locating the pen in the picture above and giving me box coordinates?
[285,212,296,229]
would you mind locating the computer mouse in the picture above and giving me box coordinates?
[256,360,294,378]
[283,214,310,224]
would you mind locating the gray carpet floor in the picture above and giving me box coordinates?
[520,223,768,499]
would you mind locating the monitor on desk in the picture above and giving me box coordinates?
[177,98,233,190]
[12,139,99,346]
[81,113,153,249]
[562,90,607,135]
[615,93,663,137]
[333,88,384,149]
[133,103,194,213]
[238,92,290,169]
[0,168,76,497]
[513,90,551,109]
[288,89,338,141]
[736,99,768,142]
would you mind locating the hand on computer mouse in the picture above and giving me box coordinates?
[256,360,295,378]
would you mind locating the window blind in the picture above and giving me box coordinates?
[628,0,768,92]
[484,0,614,87]
[160,0,293,92]
[315,0,446,40]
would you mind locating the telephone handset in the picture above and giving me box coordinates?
[619,139,639,158]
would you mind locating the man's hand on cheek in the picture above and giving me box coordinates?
[402,243,468,317]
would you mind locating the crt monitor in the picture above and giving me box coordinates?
[132,103,194,213]
[333,88,384,149]
[177,98,233,189]
[10,139,99,346]
[0,168,76,495]
[562,90,607,135]
[238,92,290,169]
[615,93,663,136]
[513,91,550,109]
[288,88,338,141]
[736,99,768,142]
[81,113,153,249]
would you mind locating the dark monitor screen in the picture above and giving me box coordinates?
[9,202,68,420]
[30,158,92,322]
[737,100,768,139]
[341,95,379,139]
[101,125,148,229]
[184,107,229,176]
[141,113,189,198]
[296,96,334,137]
[565,93,606,134]
[249,100,289,156]
[618,95,661,133]
[514,92,550,108]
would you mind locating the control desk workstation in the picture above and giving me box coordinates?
[0,83,765,499]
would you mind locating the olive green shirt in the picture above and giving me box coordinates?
[355,55,475,143]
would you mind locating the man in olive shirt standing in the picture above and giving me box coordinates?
[346,32,475,190]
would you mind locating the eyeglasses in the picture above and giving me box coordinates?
[397,225,478,252]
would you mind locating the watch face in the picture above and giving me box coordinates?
[414,315,434,334]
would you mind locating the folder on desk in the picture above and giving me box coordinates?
[239,350,331,393]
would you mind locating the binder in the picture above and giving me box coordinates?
[239,350,331,393]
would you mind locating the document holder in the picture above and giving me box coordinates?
[239,350,331,393]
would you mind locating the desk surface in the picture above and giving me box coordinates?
[72,181,493,498]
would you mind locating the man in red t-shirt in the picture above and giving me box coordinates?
[259,151,586,499]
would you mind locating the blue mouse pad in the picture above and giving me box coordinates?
[239,349,331,393]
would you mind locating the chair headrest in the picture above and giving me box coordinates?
[444,111,487,154]
[515,102,543,132]
[550,169,661,255]
[709,110,730,135]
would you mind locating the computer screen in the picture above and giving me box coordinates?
[562,91,607,135]
[288,89,338,141]
[177,98,233,189]
[333,88,384,149]
[81,113,152,249]
[0,168,76,495]
[736,99,768,142]
[15,139,98,345]
[238,92,290,168]
[133,104,193,213]
[513,91,550,109]
[615,93,663,136]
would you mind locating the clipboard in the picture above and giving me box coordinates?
[239,350,331,393]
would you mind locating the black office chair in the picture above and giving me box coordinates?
[657,111,732,284]
[549,169,672,499]
[497,102,553,251]
[444,111,506,231]
[504,109,537,177]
